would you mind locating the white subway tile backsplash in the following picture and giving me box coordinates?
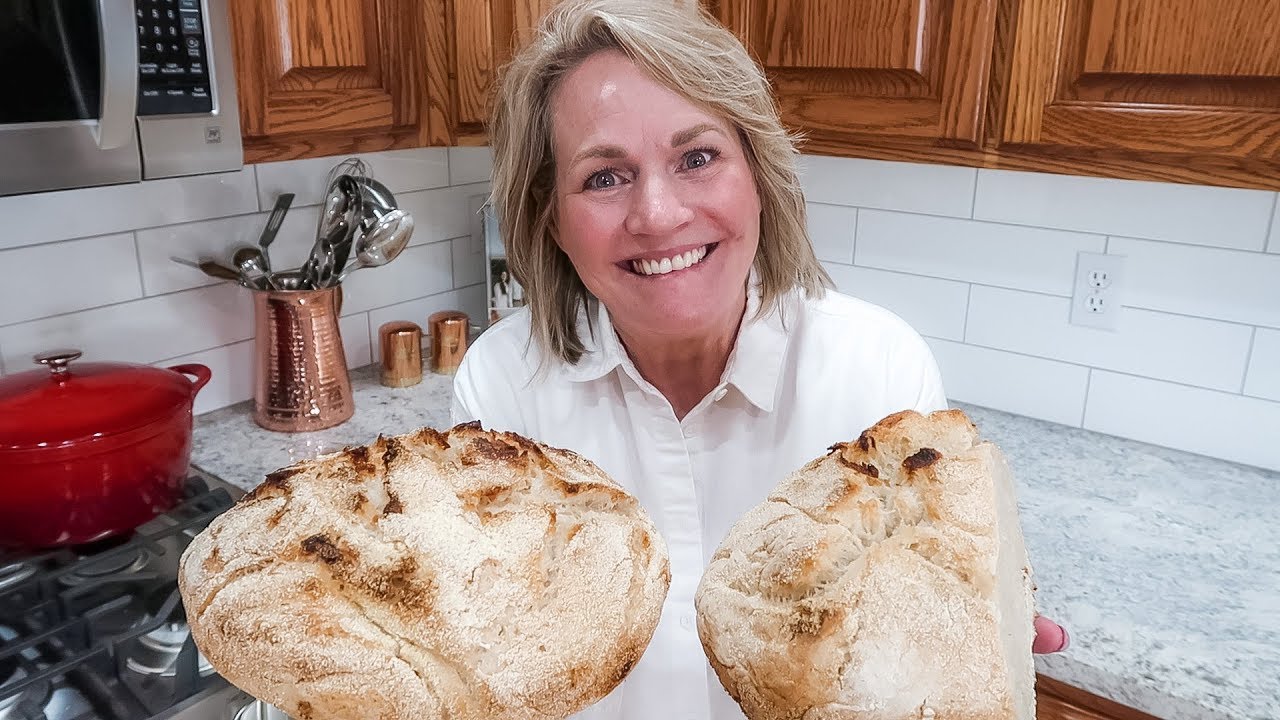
[974,169,1275,251]
[1084,372,1280,472]
[824,263,969,341]
[1108,237,1280,329]
[253,149,450,209]
[340,241,453,315]
[1245,329,1280,402]
[1,141,1274,473]
[452,234,486,289]
[136,208,324,296]
[799,155,976,218]
[340,313,373,369]
[0,283,253,371]
[1268,197,1280,253]
[965,286,1252,392]
[367,284,487,363]
[0,234,142,326]
[927,338,1089,426]
[855,210,1105,296]
[805,203,856,264]
[399,183,491,247]
[164,340,255,416]
[448,147,494,186]
[0,169,258,251]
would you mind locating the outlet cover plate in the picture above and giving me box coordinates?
[1071,251,1126,330]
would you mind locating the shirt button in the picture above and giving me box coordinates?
[712,386,728,402]
[680,614,694,631]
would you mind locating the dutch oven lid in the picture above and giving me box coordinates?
[0,349,204,453]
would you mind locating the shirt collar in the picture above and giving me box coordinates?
[558,271,792,413]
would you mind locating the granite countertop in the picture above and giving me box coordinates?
[191,367,1280,720]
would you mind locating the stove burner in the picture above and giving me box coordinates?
[124,623,214,679]
[59,547,150,587]
[0,659,50,720]
[0,564,35,595]
[234,699,290,720]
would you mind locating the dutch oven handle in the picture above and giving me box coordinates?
[168,364,213,396]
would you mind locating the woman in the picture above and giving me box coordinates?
[451,1,1069,717]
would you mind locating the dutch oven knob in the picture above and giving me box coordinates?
[34,348,84,375]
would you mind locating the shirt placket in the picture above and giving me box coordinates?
[628,376,711,720]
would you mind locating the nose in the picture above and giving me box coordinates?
[624,172,694,237]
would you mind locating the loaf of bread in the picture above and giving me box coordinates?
[179,422,670,720]
[695,409,1036,720]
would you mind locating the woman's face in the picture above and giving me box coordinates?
[551,50,761,340]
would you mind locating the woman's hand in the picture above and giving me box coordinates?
[1033,615,1070,654]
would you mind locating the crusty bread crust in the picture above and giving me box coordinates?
[694,409,1036,720]
[179,422,670,720]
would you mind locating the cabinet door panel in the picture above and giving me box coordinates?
[1004,0,1280,159]
[717,0,999,146]
[231,0,435,161]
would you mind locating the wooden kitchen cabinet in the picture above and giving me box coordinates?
[709,0,999,148]
[719,0,1280,190]
[229,0,451,163]
[435,0,562,145]
[1002,0,1280,161]
[1036,674,1163,720]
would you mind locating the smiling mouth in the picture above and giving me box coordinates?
[625,243,718,276]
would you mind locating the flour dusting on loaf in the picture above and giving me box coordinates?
[694,409,1037,720]
[179,422,670,720]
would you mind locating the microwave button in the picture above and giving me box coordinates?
[141,89,161,98]
[185,37,202,57]
[154,41,165,53]
[152,24,162,36]
[191,86,209,98]
[140,63,159,76]
[181,15,202,34]
[160,64,185,76]
[179,0,199,9]
[170,42,182,54]
[150,8,160,19]
[190,62,205,75]
[166,88,187,98]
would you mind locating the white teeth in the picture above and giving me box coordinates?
[630,245,711,276]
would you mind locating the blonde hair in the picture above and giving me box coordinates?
[489,0,830,365]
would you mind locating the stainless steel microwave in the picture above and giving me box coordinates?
[0,0,242,197]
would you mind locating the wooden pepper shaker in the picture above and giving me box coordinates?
[379,321,423,387]
[428,311,470,375]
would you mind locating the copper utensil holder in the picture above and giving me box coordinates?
[428,311,470,375]
[252,284,353,432]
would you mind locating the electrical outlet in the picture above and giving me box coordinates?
[1071,251,1126,330]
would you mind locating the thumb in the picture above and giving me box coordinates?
[1032,615,1070,654]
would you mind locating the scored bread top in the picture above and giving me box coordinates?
[694,409,1036,720]
[179,422,670,720]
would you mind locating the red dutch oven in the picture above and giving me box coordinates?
[0,349,212,550]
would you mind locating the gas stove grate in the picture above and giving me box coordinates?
[0,472,237,720]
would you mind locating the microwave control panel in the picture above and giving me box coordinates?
[136,0,213,115]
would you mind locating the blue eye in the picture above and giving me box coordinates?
[682,148,720,170]
[585,168,624,191]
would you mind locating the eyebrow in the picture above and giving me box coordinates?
[568,123,727,167]
[670,122,723,147]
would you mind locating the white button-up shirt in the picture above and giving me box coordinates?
[450,284,946,720]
